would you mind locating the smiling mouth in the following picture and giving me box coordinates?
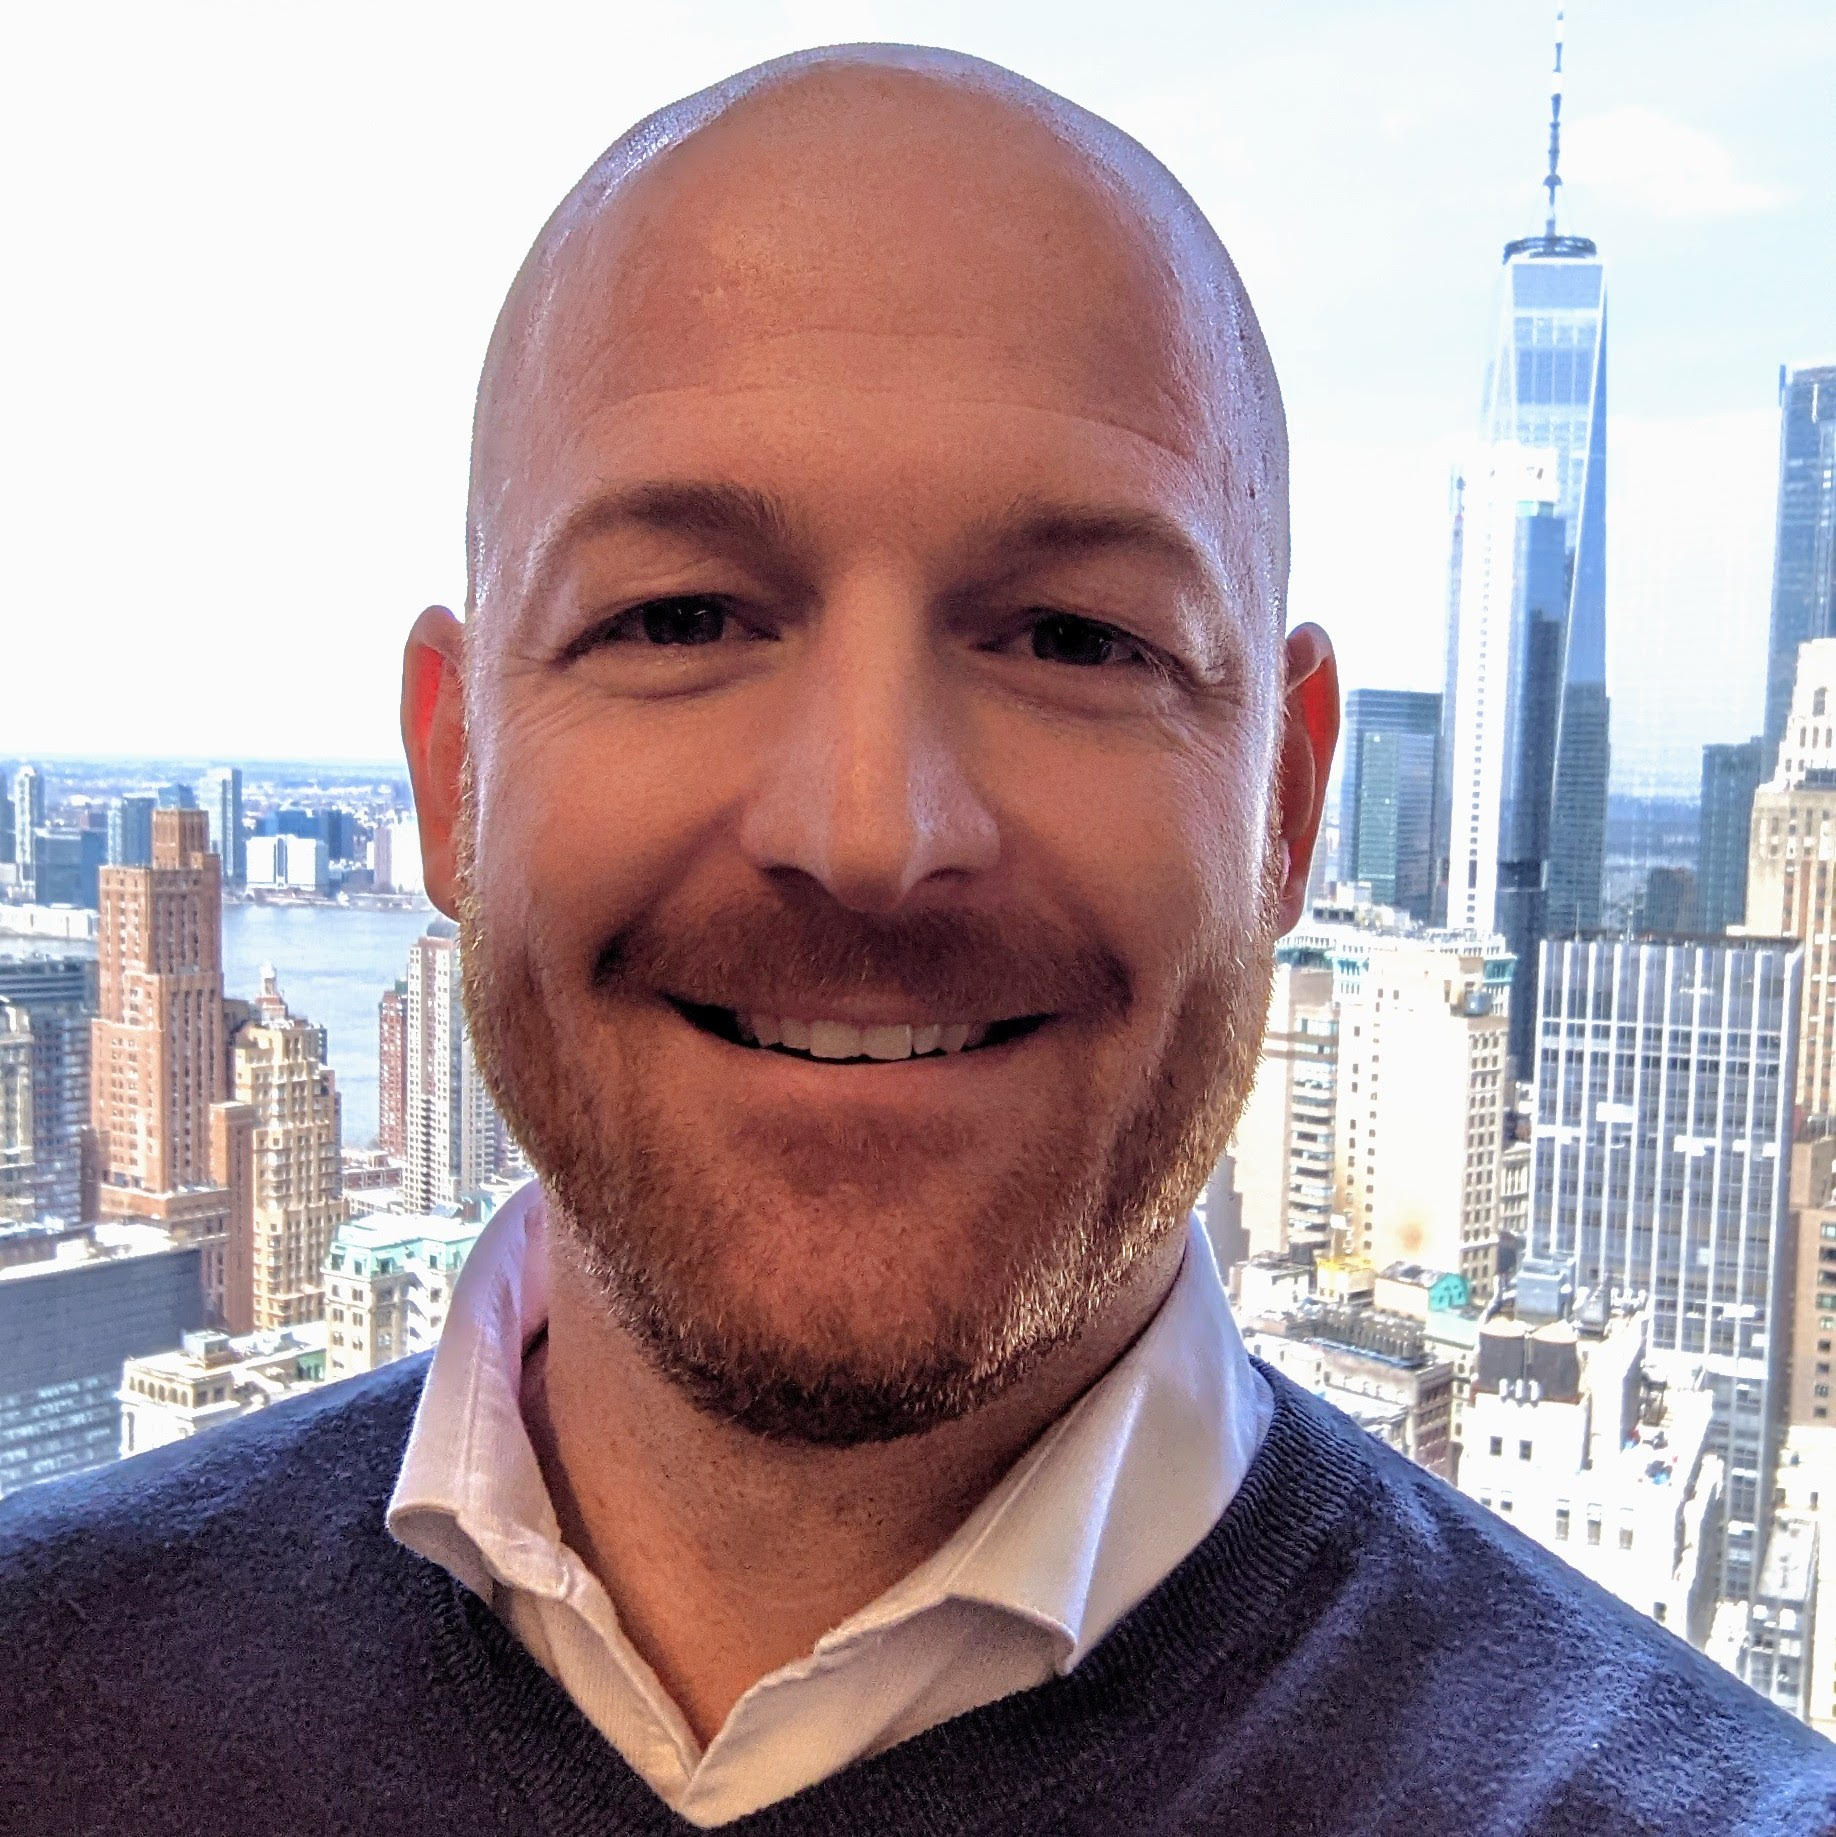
[668,999,1051,1063]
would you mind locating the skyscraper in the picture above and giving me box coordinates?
[1762,364,1836,767]
[1529,935,1800,1598]
[1337,690,1441,919]
[200,766,245,887]
[230,968,345,1330]
[11,767,45,884]
[1744,640,1836,1116]
[0,1003,34,1224]
[90,808,252,1323]
[1444,23,1609,1065]
[403,920,513,1213]
[1331,928,1513,1302]
[107,794,156,869]
[1227,956,1338,1262]
[378,980,408,1159]
[1698,739,1765,935]
[0,950,95,1223]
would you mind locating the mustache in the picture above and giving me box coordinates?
[591,885,1133,1021]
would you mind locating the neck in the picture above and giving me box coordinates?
[520,1214,1182,1747]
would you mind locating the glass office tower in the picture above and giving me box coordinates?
[1529,936,1800,1599]
[1338,689,1442,920]
[1762,364,1836,770]
[1445,199,1609,1065]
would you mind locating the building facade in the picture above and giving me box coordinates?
[1745,640,1836,1116]
[1698,740,1765,935]
[323,1212,481,1381]
[0,949,95,1223]
[403,921,514,1213]
[378,979,408,1159]
[1337,690,1442,921]
[10,767,45,885]
[1226,957,1338,1261]
[0,1220,203,1497]
[0,1003,33,1224]
[1529,935,1801,1597]
[119,1321,326,1458]
[1242,1300,1455,1480]
[1458,1302,1724,1648]
[90,809,251,1323]
[1762,364,1836,767]
[373,816,424,895]
[106,794,156,869]
[229,968,346,1331]
[1328,927,1513,1299]
[200,766,245,887]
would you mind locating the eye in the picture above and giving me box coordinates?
[637,596,729,645]
[1028,612,1144,668]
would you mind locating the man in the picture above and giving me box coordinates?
[1,45,1831,1837]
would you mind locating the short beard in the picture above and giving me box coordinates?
[457,761,1280,1447]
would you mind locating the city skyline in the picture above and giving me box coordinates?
[3,3,1831,788]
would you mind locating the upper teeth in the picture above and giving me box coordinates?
[739,1016,988,1060]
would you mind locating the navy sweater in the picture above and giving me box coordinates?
[1,1354,1832,1835]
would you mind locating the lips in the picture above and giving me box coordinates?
[667,998,1047,1062]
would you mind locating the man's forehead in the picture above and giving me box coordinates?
[468,47,1287,620]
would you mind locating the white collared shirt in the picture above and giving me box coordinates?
[388,1182,1272,1828]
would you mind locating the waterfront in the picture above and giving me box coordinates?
[222,902,433,1146]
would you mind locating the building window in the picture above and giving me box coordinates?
[1654,1602,1668,1625]
[1586,1512,1602,1547]
[1619,1525,1634,1551]
[1518,1440,1532,1461]
[1554,1505,1570,1541]
[1489,1435,1503,1457]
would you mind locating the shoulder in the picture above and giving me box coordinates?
[0,1356,436,1739]
[0,1350,431,1575]
[1242,1368,1836,1835]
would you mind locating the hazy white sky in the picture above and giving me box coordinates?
[4,1,1831,789]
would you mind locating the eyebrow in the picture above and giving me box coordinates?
[521,480,807,617]
[515,479,1234,650]
[968,498,1222,590]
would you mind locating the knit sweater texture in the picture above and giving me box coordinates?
[1,1353,1832,1836]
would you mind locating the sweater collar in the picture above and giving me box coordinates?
[388,1179,1269,1674]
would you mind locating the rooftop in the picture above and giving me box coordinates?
[332,1211,481,1254]
[127,1320,328,1384]
[1758,1512,1818,1610]
[0,1218,181,1283]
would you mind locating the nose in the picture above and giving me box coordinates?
[737,569,1001,912]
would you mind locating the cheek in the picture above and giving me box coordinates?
[473,681,757,970]
[977,712,1269,1001]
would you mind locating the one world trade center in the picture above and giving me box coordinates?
[1442,15,1609,1067]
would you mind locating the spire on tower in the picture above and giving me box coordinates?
[1543,9,1565,239]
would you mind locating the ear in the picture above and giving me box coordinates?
[1271,622,1339,933]
[400,605,468,919]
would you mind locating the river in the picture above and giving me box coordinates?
[221,903,435,1148]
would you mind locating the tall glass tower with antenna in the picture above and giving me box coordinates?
[1444,12,1610,1067]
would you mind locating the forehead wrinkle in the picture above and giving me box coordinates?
[466,46,1288,638]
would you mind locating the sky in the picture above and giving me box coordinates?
[3,1,1831,790]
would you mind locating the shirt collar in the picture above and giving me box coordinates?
[388,1180,1268,1668]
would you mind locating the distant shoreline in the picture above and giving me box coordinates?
[227,890,433,914]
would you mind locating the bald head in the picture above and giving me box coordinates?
[466,45,1288,632]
